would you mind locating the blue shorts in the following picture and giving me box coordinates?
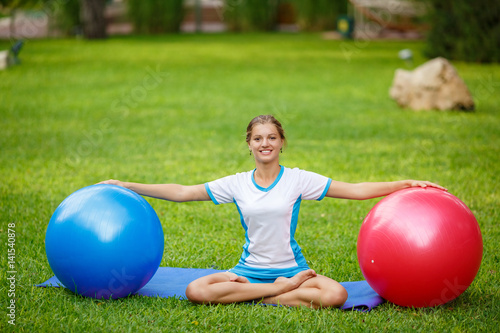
[243,276,277,284]
[228,264,309,284]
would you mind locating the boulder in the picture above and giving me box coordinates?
[0,51,8,70]
[389,57,474,111]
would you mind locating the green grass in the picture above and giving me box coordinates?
[1,33,499,332]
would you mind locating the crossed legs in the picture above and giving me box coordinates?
[185,269,348,309]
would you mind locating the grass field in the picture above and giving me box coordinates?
[1,33,499,332]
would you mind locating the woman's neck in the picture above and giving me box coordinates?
[254,162,281,187]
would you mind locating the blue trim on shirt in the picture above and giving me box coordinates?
[317,178,332,201]
[234,199,251,263]
[289,195,308,267]
[251,165,285,192]
[204,183,219,205]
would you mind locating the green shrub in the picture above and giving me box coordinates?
[223,0,346,32]
[127,0,185,34]
[421,0,500,63]
[50,0,81,36]
[293,0,346,31]
[224,0,280,32]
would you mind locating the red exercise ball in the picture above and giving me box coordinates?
[357,187,482,307]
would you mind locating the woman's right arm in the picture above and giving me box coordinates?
[98,180,211,203]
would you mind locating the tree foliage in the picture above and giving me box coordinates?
[224,0,280,32]
[127,0,185,34]
[421,0,500,63]
[293,0,346,31]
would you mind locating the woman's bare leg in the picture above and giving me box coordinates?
[262,275,348,309]
[185,269,317,305]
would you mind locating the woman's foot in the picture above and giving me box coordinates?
[228,274,250,284]
[273,269,317,294]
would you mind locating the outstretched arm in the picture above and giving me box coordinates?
[326,180,446,200]
[98,180,210,202]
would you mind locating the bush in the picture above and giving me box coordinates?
[50,0,81,36]
[127,0,185,34]
[421,0,500,63]
[223,0,346,32]
[224,0,280,32]
[293,0,346,31]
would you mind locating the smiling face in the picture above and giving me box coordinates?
[248,123,284,164]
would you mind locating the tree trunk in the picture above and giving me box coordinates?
[80,0,107,39]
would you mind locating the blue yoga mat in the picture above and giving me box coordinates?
[37,267,384,311]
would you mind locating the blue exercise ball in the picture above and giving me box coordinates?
[45,184,164,299]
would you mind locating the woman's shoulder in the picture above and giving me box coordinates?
[234,169,254,178]
[283,166,309,174]
[211,169,253,183]
[283,166,327,179]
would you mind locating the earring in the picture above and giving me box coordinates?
[280,148,283,153]
[249,150,252,156]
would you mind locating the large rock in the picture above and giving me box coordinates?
[389,57,474,111]
[0,50,8,70]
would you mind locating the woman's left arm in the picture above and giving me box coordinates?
[326,180,447,200]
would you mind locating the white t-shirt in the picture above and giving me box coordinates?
[205,165,332,279]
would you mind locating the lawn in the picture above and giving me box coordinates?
[0,33,499,332]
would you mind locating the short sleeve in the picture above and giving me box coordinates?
[298,170,332,201]
[205,175,236,205]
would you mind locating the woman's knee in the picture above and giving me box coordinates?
[185,272,233,304]
[185,281,206,304]
[322,286,348,308]
[312,276,348,308]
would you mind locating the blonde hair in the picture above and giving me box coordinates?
[245,115,286,147]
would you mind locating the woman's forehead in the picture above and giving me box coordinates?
[251,123,278,136]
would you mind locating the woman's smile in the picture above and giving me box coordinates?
[249,123,284,162]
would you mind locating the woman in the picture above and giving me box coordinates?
[100,115,445,308]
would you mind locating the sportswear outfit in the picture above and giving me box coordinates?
[205,165,331,283]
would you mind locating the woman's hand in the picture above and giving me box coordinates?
[97,179,124,187]
[407,180,447,191]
